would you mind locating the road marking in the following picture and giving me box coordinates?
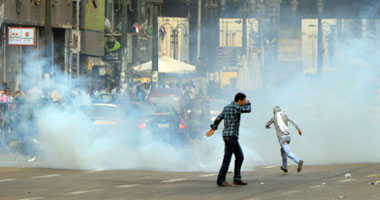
[116,184,141,188]
[366,174,380,178]
[199,174,217,177]
[262,166,276,169]
[338,179,355,183]
[0,179,16,182]
[309,185,324,189]
[31,174,62,179]
[284,190,300,195]
[162,179,186,183]
[68,189,104,195]
[17,198,43,200]
[85,170,104,174]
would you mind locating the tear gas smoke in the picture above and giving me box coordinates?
[0,26,379,173]
[239,37,380,166]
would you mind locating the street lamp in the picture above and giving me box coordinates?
[160,22,189,60]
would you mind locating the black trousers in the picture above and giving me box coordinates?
[217,136,244,184]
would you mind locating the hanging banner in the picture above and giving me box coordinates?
[8,27,36,46]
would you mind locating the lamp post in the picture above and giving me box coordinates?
[44,0,53,76]
[148,0,163,84]
[173,23,188,60]
[241,0,249,56]
[256,0,265,65]
[204,0,219,85]
[269,0,281,64]
[160,22,188,60]
[317,0,324,74]
[290,0,298,16]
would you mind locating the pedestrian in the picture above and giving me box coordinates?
[265,106,304,173]
[0,88,10,102]
[14,85,26,102]
[206,93,251,187]
[136,82,144,102]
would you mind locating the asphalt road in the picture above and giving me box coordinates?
[0,163,379,200]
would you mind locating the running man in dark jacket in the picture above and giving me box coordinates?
[206,93,251,187]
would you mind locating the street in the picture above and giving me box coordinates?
[0,163,379,200]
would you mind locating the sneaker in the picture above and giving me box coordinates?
[217,181,232,187]
[280,166,288,173]
[233,180,248,186]
[297,160,304,172]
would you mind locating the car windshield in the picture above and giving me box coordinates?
[140,104,177,117]
[80,105,118,119]
[149,96,180,114]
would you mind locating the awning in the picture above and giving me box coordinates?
[132,56,196,74]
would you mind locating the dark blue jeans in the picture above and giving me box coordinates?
[217,136,244,184]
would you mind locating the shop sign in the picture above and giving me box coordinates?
[8,27,36,46]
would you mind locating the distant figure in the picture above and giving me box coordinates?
[136,82,144,102]
[206,93,251,187]
[14,85,26,102]
[0,88,10,102]
[1,82,8,92]
[265,106,304,173]
[27,86,44,101]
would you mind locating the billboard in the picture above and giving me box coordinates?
[8,27,36,46]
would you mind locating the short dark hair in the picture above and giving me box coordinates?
[234,93,246,102]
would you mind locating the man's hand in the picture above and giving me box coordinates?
[206,129,215,137]
[298,130,302,136]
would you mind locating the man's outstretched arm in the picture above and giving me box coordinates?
[206,111,224,137]
[265,117,274,129]
[288,118,302,135]
[210,111,224,130]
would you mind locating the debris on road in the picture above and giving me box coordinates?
[370,180,379,185]
[344,173,351,178]
[260,182,265,185]
[321,182,326,185]
[28,156,37,162]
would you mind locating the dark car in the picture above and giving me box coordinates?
[137,103,187,144]
[147,88,209,139]
[147,88,190,118]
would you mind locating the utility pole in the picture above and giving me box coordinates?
[197,0,202,59]
[257,0,265,66]
[242,0,247,56]
[317,0,324,74]
[149,0,162,84]
[45,0,53,75]
[121,0,129,81]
